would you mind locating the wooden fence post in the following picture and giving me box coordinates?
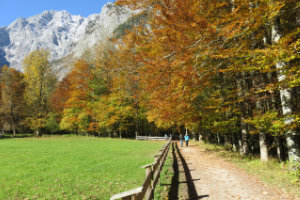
[154,154,161,187]
[145,165,153,200]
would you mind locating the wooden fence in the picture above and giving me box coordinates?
[136,136,170,141]
[110,139,172,200]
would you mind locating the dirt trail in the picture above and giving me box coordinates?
[178,142,296,200]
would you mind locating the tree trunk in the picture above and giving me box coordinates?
[275,136,285,162]
[11,122,16,137]
[259,132,269,162]
[197,121,202,142]
[238,133,243,154]
[255,74,269,162]
[135,130,138,140]
[235,73,250,155]
[232,132,238,152]
[224,134,231,149]
[9,104,17,137]
[272,17,300,163]
[216,133,221,145]
[36,128,41,137]
[268,73,287,162]
[241,122,249,155]
[249,135,256,154]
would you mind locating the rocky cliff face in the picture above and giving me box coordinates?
[0,2,135,74]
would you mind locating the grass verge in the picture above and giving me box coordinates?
[154,151,173,199]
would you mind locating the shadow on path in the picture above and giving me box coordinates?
[168,143,179,200]
[175,143,210,200]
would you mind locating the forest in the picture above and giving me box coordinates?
[0,0,299,164]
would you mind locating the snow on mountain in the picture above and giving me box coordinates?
[0,2,136,75]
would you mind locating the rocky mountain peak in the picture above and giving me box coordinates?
[0,2,136,75]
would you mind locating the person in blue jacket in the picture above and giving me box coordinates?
[184,134,190,147]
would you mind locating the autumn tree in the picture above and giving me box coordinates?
[50,75,72,116]
[59,59,92,134]
[58,55,108,135]
[23,49,56,136]
[0,65,25,136]
[115,0,299,163]
[93,42,135,137]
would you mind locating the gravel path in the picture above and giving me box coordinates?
[178,143,296,200]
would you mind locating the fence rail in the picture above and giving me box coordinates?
[136,136,170,141]
[110,139,172,200]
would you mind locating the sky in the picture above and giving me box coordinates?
[0,0,115,27]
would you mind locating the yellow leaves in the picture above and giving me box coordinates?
[25,117,46,130]
[93,80,135,130]
[58,59,97,133]
[22,49,56,131]
[244,111,285,135]
[265,2,285,21]
[60,112,78,131]
[23,49,50,79]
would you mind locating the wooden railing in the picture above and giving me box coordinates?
[136,136,170,141]
[110,139,172,200]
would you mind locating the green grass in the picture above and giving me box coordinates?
[154,151,172,199]
[0,136,164,200]
[196,141,300,198]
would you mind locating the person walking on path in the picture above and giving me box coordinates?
[184,133,190,147]
[179,134,183,147]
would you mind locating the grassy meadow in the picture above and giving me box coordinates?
[0,136,164,199]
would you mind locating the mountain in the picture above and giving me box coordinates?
[0,2,136,76]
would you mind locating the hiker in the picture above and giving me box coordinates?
[184,133,190,147]
[179,134,183,147]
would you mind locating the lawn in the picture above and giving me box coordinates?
[0,136,164,200]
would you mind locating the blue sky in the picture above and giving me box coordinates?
[0,0,115,27]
